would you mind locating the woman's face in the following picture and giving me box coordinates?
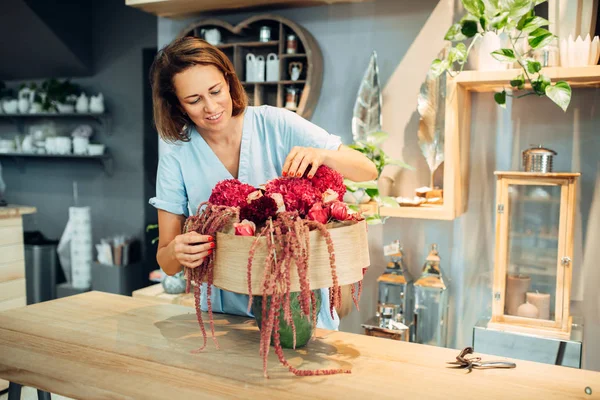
[173,64,233,134]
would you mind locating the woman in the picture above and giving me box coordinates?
[149,36,377,330]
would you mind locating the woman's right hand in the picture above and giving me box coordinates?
[169,231,215,269]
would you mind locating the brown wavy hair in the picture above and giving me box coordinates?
[150,36,247,142]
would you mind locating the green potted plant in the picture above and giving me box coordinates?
[345,130,413,224]
[430,0,571,111]
[40,78,81,113]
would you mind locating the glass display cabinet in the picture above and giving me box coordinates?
[488,172,579,339]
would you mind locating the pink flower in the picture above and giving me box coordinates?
[307,202,330,224]
[330,201,349,221]
[209,179,256,208]
[309,166,346,200]
[240,195,278,225]
[322,188,339,203]
[268,193,286,213]
[234,219,256,236]
[246,190,263,204]
[264,177,321,217]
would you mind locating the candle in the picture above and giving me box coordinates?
[505,275,530,316]
[526,292,551,320]
[517,302,539,318]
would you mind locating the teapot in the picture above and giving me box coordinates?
[201,28,222,46]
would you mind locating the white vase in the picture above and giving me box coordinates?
[76,94,89,113]
[469,32,508,71]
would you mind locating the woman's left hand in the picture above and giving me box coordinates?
[282,146,327,178]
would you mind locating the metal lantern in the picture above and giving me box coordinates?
[522,145,557,173]
[414,244,448,347]
[489,171,579,339]
[376,241,415,339]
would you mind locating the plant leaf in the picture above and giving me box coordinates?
[366,215,385,225]
[491,48,516,62]
[510,74,525,89]
[482,0,499,17]
[352,51,382,142]
[519,16,549,34]
[344,179,379,190]
[449,43,468,65]
[461,0,485,17]
[380,196,400,208]
[494,90,507,108]
[445,23,467,41]
[365,188,379,201]
[528,28,554,49]
[430,59,450,78]
[461,20,479,37]
[490,11,509,29]
[526,59,542,74]
[505,0,534,20]
[545,81,571,112]
[347,204,361,213]
[366,130,389,146]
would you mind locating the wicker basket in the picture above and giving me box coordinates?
[212,219,369,295]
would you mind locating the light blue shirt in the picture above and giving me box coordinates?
[150,105,342,330]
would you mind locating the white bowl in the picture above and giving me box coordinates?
[87,144,105,156]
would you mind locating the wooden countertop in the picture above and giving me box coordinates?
[0,292,598,399]
[0,205,36,219]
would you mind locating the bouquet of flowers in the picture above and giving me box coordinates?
[183,166,369,377]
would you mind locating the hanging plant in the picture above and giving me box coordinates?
[431,0,572,111]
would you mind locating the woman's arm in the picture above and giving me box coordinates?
[282,144,377,182]
[156,209,214,276]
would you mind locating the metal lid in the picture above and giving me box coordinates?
[287,34,296,40]
[523,144,557,156]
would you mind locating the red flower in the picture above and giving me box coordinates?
[309,166,346,201]
[234,220,256,236]
[240,195,278,225]
[264,177,321,217]
[307,202,330,224]
[330,201,350,221]
[209,179,256,208]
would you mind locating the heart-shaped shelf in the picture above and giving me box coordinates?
[178,14,323,120]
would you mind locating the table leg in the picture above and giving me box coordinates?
[8,382,21,400]
[7,381,52,400]
[37,389,52,400]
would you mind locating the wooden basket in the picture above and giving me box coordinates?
[212,220,369,295]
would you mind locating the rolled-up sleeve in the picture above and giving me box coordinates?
[149,153,189,216]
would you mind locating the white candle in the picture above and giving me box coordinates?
[517,302,539,318]
[526,292,551,320]
[505,275,530,316]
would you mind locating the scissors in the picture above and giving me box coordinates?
[446,346,516,373]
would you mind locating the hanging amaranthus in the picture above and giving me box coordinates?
[182,167,365,377]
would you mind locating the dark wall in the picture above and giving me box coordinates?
[0,0,157,268]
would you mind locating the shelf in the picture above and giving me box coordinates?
[126,0,372,18]
[0,151,113,176]
[280,53,307,59]
[179,15,323,120]
[358,201,457,220]
[453,66,600,92]
[237,40,279,48]
[243,80,306,85]
[0,112,112,135]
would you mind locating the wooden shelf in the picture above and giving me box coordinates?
[0,151,114,176]
[453,66,600,92]
[0,112,112,135]
[391,68,597,220]
[179,15,322,120]
[280,53,307,59]
[126,0,373,18]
